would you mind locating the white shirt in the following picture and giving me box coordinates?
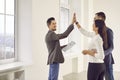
[79,28,105,63]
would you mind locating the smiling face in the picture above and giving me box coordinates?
[49,20,57,31]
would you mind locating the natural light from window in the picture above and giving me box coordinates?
[0,0,15,62]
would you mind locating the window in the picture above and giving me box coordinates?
[0,0,16,63]
[60,0,70,45]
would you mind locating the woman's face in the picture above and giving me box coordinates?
[93,23,98,32]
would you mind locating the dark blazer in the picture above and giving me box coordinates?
[45,24,74,65]
[104,27,114,65]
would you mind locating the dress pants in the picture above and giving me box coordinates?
[88,63,105,80]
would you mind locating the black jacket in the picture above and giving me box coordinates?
[104,27,114,65]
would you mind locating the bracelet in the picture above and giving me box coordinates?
[75,22,78,25]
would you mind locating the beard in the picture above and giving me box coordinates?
[52,28,56,31]
[53,29,56,31]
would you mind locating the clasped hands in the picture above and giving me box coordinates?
[82,49,97,56]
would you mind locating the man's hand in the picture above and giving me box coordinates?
[73,13,81,29]
[72,13,76,24]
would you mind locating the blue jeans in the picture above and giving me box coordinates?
[48,63,59,80]
[105,64,114,80]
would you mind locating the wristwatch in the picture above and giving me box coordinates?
[75,22,78,25]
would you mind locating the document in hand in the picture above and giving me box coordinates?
[62,41,76,52]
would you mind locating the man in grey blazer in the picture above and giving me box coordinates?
[45,14,76,80]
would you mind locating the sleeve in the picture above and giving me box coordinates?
[79,28,95,38]
[94,38,105,60]
[104,29,114,56]
[60,45,67,49]
[50,24,74,41]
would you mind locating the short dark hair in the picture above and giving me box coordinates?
[47,17,55,27]
[96,12,106,20]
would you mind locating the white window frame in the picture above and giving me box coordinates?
[59,0,70,45]
[0,0,18,64]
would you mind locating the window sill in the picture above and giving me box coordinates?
[0,62,24,74]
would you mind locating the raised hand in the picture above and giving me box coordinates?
[72,13,77,24]
[73,13,81,29]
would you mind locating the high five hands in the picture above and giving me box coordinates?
[72,13,81,28]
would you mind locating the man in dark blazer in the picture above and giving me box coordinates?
[45,14,76,80]
[94,12,114,80]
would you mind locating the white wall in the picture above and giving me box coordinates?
[17,0,32,65]
[69,0,84,73]
[70,0,94,72]
[93,0,120,72]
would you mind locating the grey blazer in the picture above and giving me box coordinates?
[45,24,74,65]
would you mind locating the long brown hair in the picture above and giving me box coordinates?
[95,20,108,49]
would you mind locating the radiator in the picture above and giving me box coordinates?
[0,70,24,80]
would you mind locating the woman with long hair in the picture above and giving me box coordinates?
[75,19,107,80]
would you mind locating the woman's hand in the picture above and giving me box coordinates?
[82,50,96,56]
[82,50,88,55]
[73,13,81,29]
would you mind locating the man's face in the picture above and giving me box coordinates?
[94,15,104,21]
[49,20,57,31]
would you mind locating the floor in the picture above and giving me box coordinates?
[63,71,120,80]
